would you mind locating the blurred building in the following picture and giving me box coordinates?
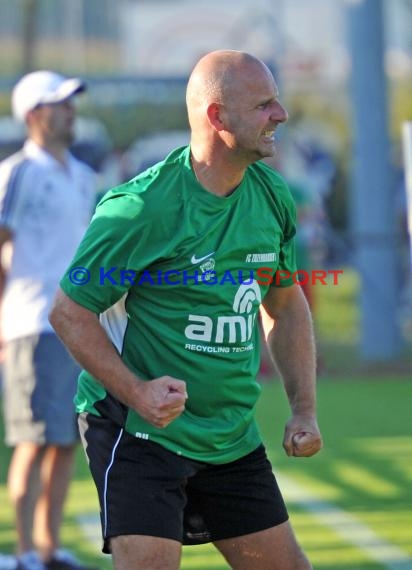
[0,0,410,85]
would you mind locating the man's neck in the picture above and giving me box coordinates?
[190,149,246,197]
[29,136,68,166]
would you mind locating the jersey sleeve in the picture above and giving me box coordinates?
[0,155,31,233]
[60,188,160,313]
[272,177,297,288]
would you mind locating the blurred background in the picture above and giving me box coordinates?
[0,0,411,369]
[0,1,411,569]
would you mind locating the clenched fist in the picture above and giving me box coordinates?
[282,415,322,457]
[133,376,188,428]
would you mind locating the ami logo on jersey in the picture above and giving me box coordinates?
[184,279,261,346]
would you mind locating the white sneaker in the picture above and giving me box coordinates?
[0,554,17,570]
[16,551,45,570]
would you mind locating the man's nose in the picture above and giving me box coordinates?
[273,102,288,123]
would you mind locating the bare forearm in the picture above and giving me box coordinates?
[0,267,6,300]
[0,266,6,316]
[0,264,9,347]
[49,296,141,408]
[266,291,317,417]
[49,289,187,428]
[0,229,13,338]
[262,285,322,456]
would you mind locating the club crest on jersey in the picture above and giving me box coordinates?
[199,258,215,278]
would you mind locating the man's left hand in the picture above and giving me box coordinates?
[282,416,323,457]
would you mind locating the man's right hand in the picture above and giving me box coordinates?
[133,376,188,428]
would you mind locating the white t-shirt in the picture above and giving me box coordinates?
[0,139,96,341]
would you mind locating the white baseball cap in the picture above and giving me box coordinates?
[12,70,86,122]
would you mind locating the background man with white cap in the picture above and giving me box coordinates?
[0,71,96,570]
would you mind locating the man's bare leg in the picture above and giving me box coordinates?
[111,535,182,570]
[214,522,312,570]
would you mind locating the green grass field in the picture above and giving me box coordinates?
[1,379,411,569]
[1,268,411,569]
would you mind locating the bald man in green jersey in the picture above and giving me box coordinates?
[50,50,322,570]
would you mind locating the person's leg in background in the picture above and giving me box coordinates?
[2,334,92,570]
[33,444,76,561]
[7,443,43,556]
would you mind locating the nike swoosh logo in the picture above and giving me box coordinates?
[190,252,215,264]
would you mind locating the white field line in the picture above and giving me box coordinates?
[277,472,412,570]
[77,472,412,570]
[77,513,103,550]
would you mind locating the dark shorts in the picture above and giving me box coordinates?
[78,411,289,553]
[2,333,80,446]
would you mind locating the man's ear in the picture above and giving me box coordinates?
[25,107,39,127]
[206,102,225,131]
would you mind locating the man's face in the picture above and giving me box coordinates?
[32,98,76,147]
[219,67,288,162]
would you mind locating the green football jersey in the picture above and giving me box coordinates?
[60,146,297,464]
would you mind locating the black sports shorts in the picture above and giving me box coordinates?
[78,411,289,553]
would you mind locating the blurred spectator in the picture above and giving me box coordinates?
[0,71,97,570]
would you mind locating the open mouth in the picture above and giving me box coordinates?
[262,130,275,140]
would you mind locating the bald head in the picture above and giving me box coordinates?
[186,50,273,127]
[186,49,287,172]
